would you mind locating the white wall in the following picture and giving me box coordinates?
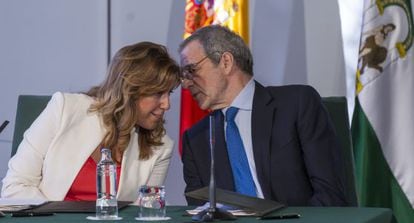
[0,0,346,205]
[304,0,346,97]
[251,0,345,96]
[0,0,108,197]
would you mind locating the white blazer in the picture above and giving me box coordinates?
[1,92,174,202]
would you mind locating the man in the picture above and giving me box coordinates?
[179,25,348,206]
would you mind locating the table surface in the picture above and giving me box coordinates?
[0,205,395,223]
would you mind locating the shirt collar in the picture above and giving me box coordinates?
[224,78,255,112]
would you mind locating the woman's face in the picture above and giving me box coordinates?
[135,91,171,130]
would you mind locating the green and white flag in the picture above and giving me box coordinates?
[352,0,414,222]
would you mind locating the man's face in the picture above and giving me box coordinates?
[180,40,226,110]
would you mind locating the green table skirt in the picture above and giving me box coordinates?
[0,205,394,223]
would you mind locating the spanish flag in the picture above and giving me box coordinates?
[179,0,249,154]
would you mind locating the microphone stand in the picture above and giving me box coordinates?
[192,113,236,222]
[0,120,9,134]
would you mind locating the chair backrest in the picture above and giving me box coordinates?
[11,95,51,157]
[322,97,358,206]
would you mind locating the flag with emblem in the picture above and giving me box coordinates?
[179,0,249,154]
[351,1,414,222]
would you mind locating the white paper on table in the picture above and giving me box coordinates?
[0,198,47,212]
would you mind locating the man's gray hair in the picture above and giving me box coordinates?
[179,25,253,76]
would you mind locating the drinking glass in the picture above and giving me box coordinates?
[137,185,166,220]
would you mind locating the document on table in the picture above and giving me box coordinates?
[185,187,285,216]
[0,198,47,212]
[186,202,256,216]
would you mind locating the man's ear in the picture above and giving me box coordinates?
[221,52,234,75]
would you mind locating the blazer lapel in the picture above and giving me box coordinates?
[42,112,105,200]
[251,82,276,199]
[214,110,235,191]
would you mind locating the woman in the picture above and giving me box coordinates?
[1,42,180,202]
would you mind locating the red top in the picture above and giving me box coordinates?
[64,156,121,201]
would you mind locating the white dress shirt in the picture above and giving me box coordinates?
[222,78,264,198]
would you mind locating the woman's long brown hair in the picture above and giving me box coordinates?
[87,42,180,162]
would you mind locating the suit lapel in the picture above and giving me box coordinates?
[251,82,276,199]
[117,129,138,200]
[213,110,235,191]
[42,112,105,200]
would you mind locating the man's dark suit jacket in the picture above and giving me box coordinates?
[182,82,349,206]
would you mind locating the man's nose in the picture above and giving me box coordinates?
[181,79,192,89]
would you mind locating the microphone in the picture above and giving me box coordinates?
[192,112,235,222]
[0,120,9,134]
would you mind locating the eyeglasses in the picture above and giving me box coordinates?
[180,54,210,81]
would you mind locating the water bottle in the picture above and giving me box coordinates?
[96,148,118,219]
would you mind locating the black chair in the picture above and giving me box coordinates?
[11,95,51,157]
[322,97,358,206]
